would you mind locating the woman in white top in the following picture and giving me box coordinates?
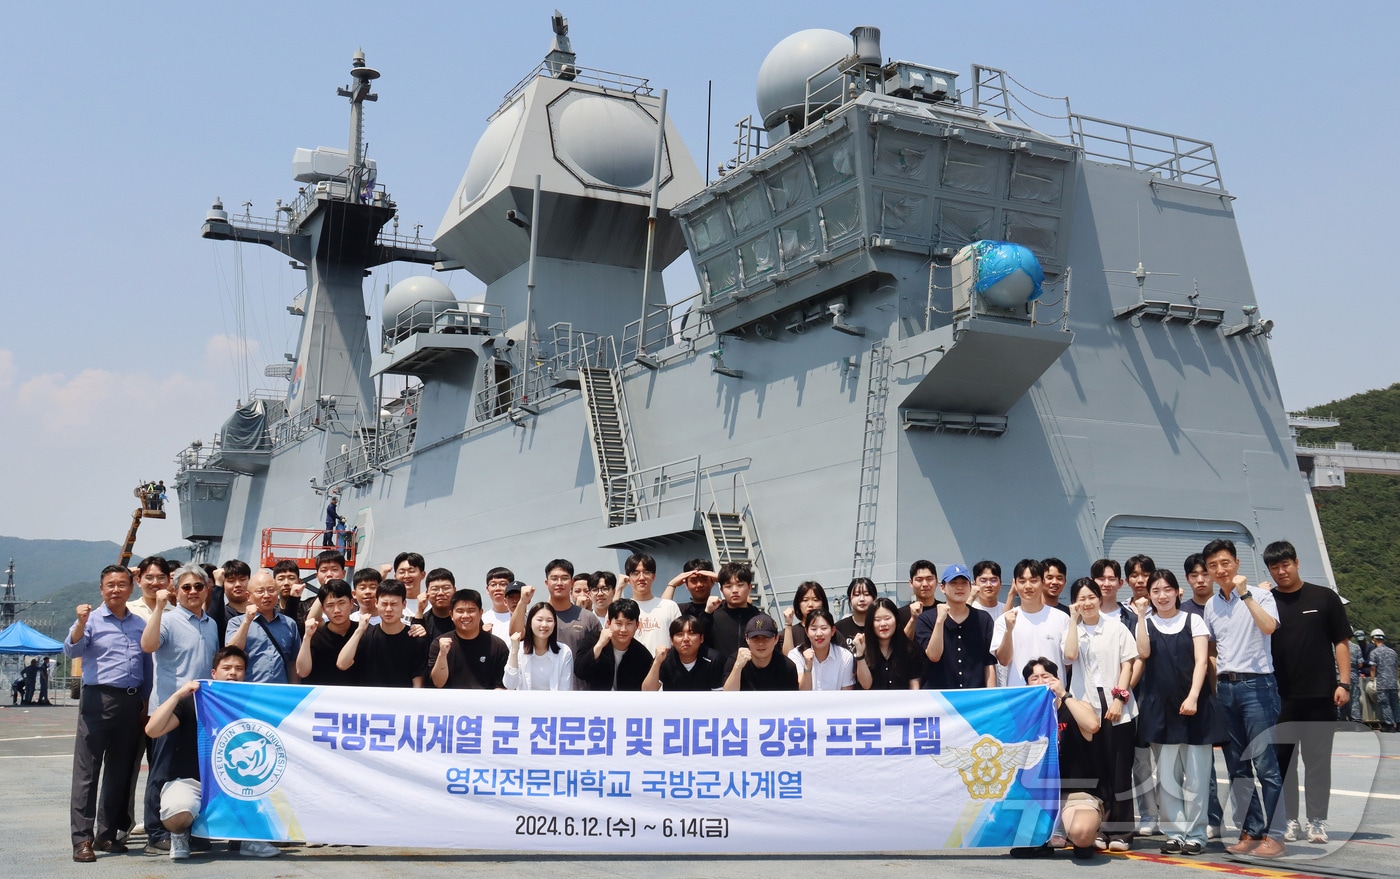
[789,609,855,691]
[1134,570,1220,856]
[1062,577,1139,851]
[504,602,574,691]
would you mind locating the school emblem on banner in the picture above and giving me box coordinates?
[212,719,289,800]
[933,734,1048,800]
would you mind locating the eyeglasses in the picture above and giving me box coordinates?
[589,584,613,592]
[975,577,999,585]
[178,583,207,592]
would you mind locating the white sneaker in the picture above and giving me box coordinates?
[1137,823,1158,837]
[1284,819,1301,842]
[1207,825,1222,840]
[1308,820,1329,843]
[239,841,281,858]
[169,832,190,861]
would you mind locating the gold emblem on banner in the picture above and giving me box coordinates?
[932,735,1048,800]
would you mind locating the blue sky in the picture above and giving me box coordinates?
[1,0,1395,547]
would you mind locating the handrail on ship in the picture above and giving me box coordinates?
[494,62,652,116]
[620,288,707,364]
[970,63,1224,190]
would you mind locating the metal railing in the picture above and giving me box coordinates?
[620,289,707,363]
[1070,115,1222,190]
[970,64,1224,190]
[382,299,507,349]
[496,63,652,114]
[270,406,321,450]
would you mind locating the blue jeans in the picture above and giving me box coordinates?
[1218,675,1283,839]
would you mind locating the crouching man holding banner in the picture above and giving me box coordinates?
[144,646,280,860]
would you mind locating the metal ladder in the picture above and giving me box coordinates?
[578,365,641,526]
[703,508,780,617]
[851,342,891,579]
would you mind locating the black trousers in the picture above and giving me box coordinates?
[70,686,144,845]
[1275,695,1338,823]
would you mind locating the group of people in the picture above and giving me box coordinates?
[62,537,1357,864]
[9,656,51,705]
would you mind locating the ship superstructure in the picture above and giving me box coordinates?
[176,19,1328,607]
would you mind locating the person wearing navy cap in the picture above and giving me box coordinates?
[918,564,996,689]
[723,613,798,691]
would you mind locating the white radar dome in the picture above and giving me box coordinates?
[554,96,658,189]
[384,275,456,326]
[756,29,851,131]
[458,99,525,209]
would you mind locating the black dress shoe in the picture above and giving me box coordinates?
[73,841,96,863]
[94,839,128,854]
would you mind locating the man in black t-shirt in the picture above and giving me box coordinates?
[295,579,359,685]
[1010,658,1104,860]
[338,579,428,687]
[1264,541,1352,844]
[143,647,281,859]
[415,568,459,640]
[708,563,762,661]
[662,559,719,642]
[644,615,726,691]
[723,613,798,691]
[427,589,509,689]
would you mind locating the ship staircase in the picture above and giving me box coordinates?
[851,342,891,580]
[577,341,643,527]
[701,500,781,617]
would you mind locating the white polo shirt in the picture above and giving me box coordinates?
[1203,586,1278,674]
[788,644,856,690]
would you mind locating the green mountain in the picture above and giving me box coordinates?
[0,537,122,599]
[1303,383,1400,638]
[0,537,191,601]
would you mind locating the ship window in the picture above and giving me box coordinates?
[194,483,228,502]
[875,143,928,181]
[728,185,769,233]
[778,213,818,263]
[820,190,862,243]
[738,234,776,279]
[1009,156,1065,206]
[702,251,739,297]
[942,142,1001,195]
[879,191,927,232]
[689,208,729,252]
[767,163,811,213]
[1004,210,1059,257]
[811,139,856,192]
[937,201,996,247]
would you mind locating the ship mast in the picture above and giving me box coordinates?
[201,52,439,460]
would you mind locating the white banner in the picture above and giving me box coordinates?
[193,682,1059,852]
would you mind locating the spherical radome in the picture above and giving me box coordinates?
[555,96,658,189]
[459,99,525,207]
[383,275,456,324]
[755,29,851,130]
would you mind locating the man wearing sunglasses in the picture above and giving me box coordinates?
[138,563,218,855]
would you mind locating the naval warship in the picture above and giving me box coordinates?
[174,16,1330,610]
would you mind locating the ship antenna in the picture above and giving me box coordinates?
[338,49,381,197]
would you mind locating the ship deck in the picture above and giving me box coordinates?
[2,703,1395,879]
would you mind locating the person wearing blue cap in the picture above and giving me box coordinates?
[917,564,996,689]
